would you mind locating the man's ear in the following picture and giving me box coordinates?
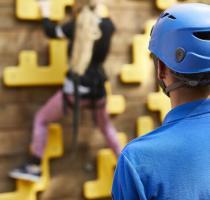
[157,59,167,80]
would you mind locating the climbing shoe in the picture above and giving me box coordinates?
[9,163,41,182]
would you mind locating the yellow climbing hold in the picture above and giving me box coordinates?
[97,4,110,18]
[16,0,74,21]
[147,89,171,122]
[120,20,155,84]
[137,116,155,137]
[105,81,126,115]
[0,124,63,200]
[83,133,127,199]
[3,40,68,86]
[156,0,178,10]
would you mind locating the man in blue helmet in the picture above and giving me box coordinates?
[112,3,210,200]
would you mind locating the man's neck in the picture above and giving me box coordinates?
[170,87,210,109]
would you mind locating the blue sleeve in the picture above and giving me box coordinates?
[112,153,147,200]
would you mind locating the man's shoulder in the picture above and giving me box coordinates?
[125,125,168,149]
[122,124,173,165]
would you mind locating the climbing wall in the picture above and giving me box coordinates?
[0,0,205,199]
[0,124,64,200]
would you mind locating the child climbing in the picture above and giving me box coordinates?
[9,0,121,182]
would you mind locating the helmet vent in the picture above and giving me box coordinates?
[193,32,210,40]
[160,12,176,20]
[168,15,176,20]
[161,13,169,18]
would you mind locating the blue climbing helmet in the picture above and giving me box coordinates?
[149,3,210,96]
[149,3,210,74]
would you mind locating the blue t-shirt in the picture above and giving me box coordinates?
[112,99,210,200]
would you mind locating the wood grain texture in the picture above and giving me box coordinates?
[0,0,161,199]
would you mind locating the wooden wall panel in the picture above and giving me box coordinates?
[0,0,161,199]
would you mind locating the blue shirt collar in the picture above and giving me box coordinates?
[163,98,210,124]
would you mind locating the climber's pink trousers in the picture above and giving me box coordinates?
[31,90,121,158]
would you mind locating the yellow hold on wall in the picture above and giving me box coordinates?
[16,0,74,21]
[147,89,171,122]
[120,20,155,84]
[105,82,126,115]
[0,124,64,200]
[137,116,155,137]
[83,133,127,199]
[156,0,178,10]
[3,40,68,86]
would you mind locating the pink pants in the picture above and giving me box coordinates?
[31,90,121,158]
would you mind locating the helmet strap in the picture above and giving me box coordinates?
[158,79,185,97]
[165,81,185,96]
